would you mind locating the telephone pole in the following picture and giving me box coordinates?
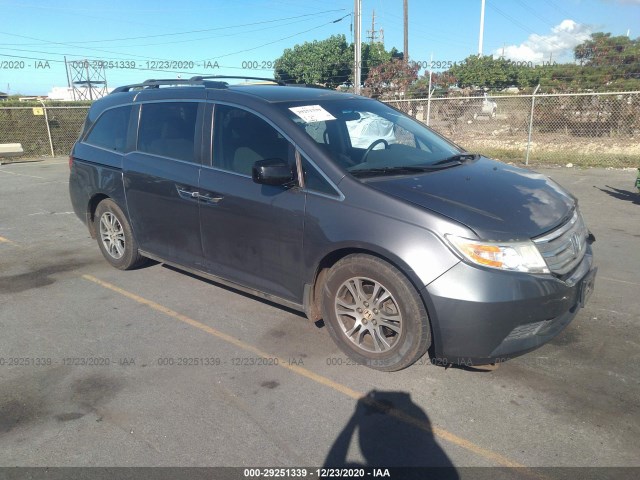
[403,0,409,62]
[354,0,362,94]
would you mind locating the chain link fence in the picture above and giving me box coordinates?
[0,106,88,159]
[1,91,639,167]
[385,91,640,167]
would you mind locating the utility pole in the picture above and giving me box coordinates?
[64,56,71,90]
[403,0,409,62]
[354,0,362,95]
[478,0,486,56]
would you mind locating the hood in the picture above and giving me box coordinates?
[364,157,575,240]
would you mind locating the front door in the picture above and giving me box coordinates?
[198,104,305,302]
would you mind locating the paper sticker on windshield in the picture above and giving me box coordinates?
[289,105,336,123]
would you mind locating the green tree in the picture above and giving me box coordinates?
[274,35,352,88]
[531,33,640,92]
[360,42,393,81]
[448,55,521,90]
[571,32,640,90]
[575,32,639,67]
[274,36,400,89]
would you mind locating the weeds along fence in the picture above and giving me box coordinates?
[1,91,639,167]
[385,90,640,167]
[0,106,87,158]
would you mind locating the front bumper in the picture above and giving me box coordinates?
[422,247,595,365]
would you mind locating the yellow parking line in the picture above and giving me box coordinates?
[82,273,532,471]
[0,235,19,246]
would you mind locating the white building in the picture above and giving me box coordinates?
[47,86,113,101]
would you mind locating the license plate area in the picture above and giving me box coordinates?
[579,267,597,308]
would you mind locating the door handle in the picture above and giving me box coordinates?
[176,186,199,200]
[196,192,224,204]
[176,185,223,203]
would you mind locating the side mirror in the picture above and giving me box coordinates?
[252,158,295,186]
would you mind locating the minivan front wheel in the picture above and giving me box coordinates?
[95,199,145,270]
[322,254,431,371]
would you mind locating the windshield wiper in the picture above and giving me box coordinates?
[349,165,436,177]
[432,153,479,166]
[349,155,480,177]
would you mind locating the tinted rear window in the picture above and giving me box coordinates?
[137,102,199,163]
[84,105,132,153]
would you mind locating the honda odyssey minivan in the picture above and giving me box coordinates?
[69,76,596,371]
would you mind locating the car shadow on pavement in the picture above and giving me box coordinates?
[594,185,640,205]
[323,390,459,479]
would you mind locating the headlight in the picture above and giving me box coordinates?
[446,234,550,274]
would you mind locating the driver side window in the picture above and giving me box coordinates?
[214,105,293,176]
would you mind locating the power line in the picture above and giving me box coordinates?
[541,0,579,21]
[67,8,345,43]
[1,9,347,45]
[372,9,475,49]
[513,0,557,29]
[0,14,339,50]
[203,13,351,61]
[0,32,182,63]
[0,13,350,67]
[486,1,587,53]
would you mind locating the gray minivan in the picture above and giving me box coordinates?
[69,77,596,371]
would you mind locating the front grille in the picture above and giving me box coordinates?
[533,210,589,276]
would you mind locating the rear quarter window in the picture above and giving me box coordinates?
[83,105,133,153]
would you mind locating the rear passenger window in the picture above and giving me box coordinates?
[84,105,132,152]
[138,102,198,163]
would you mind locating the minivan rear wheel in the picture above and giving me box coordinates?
[95,199,146,270]
[322,254,431,371]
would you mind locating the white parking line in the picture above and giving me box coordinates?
[27,211,74,216]
[0,169,45,180]
[2,159,68,167]
[600,276,640,287]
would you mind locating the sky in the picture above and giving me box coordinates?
[0,0,638,95]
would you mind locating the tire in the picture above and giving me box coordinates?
[94,199,146,270]
[322,254,431,372]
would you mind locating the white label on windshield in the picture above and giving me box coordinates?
[289,105,336,123]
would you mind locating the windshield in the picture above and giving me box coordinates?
[282,98,463,177]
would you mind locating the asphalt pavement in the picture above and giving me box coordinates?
[0,158,638,477]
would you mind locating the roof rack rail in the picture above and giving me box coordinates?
[110,75,284,94]
[111,78,226,93]
[190,75,285,86]
[283,83,332,90]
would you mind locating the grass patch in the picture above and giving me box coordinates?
[465,146,640,168]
